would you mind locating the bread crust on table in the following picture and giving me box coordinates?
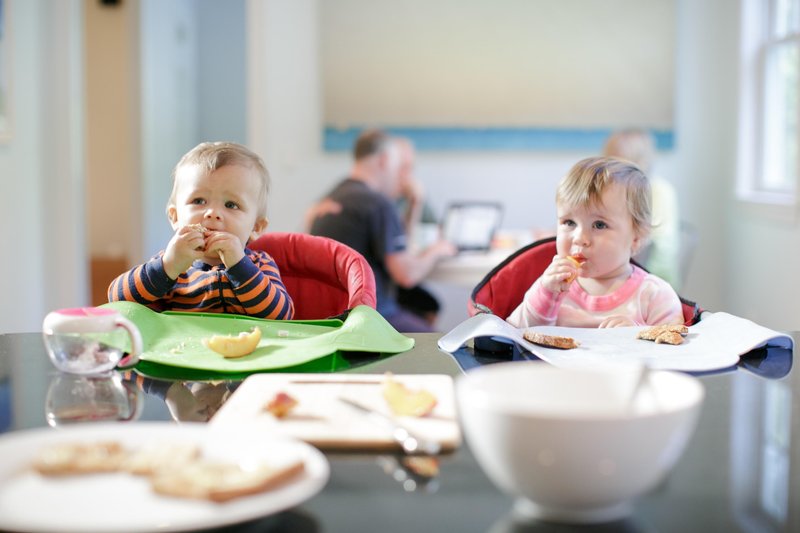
[636,324,689,345]
[523,330,580,350]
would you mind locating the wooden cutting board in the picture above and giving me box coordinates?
[210,373,461,453]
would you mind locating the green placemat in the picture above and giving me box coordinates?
[103,302,414,378]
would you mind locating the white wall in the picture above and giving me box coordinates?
[140,0,247,260]
[197,0,246,144]
[321,0,675,129]
[671,0,799,333]
[246,0,327,233]
[670,0,734,316]
[139,0,197,259]
[0,0,85,333]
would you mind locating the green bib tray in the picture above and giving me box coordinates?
[102,302,414,379]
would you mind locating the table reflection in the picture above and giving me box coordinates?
[731,361,798,532]
[122,373,240,423]
[208,509,320,533]
[45,373,141,426]
[488,510,648,533]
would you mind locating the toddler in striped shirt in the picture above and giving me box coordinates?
[109,142,294,319]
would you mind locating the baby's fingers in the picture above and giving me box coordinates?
[599,316,634,328]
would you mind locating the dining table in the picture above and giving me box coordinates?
[0,328,797,533]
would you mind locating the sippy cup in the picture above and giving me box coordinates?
[42,307,142,374]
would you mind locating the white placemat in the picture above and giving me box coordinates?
[438,312,793,372]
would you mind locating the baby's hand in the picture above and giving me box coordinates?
[205,231,245,267]
[598,315,636,328]
[540,255,582,294]
[163,225,207,279]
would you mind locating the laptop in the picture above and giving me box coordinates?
[441,202,503,252]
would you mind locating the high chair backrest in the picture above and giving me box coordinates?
[249,232,377,320]
[469,237,701,326]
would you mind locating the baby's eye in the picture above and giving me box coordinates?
[191,197,206,206]
[560,219,576,227]
[592,220,608,230]
[225,201,240,210]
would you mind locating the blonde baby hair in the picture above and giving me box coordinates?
[556,156,652,238]
[167,141,271,219]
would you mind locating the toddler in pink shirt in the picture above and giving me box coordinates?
[507,156,683,328]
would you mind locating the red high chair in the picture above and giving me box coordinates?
[249,232,377,320]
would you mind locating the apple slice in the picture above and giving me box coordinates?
[203,327,262,358]
[383,374,437,417]
[264,391,298,418]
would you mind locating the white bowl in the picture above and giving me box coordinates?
[456,361,704,523]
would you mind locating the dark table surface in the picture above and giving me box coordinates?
[0,330,796,533]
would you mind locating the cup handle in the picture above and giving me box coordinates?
[115,316,142,369]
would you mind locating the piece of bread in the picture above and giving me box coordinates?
[150,459,305,503]
[32,439,305,503]
[185,223,208,251]
[186,223,206,233]
[565,255,584,283]
[523,331,580,350]
[122,442,201,476]
[33,441,128,476]
[636,324,689,345]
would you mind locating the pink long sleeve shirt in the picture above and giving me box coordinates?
[506,265,683,328]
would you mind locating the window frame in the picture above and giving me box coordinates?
[737,0,800,210]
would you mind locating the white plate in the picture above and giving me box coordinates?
[0,422,329,533]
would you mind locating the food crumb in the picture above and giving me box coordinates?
[264,391,298,418]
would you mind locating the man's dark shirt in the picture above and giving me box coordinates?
[309,178,406,316]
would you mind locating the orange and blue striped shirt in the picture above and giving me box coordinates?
[108,249,294,320]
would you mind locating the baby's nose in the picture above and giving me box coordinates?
[573,227,590,245]
[204,208,221,220]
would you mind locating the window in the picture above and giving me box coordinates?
[739,0,800,204]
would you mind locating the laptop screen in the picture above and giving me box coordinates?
[441,202,503,252]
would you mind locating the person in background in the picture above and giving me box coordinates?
[309,130,456,332]
[108,141,294,319]
[392,138,443,326]
[394,138,438,232]
[506,156,683,328]
[603,129,682,289]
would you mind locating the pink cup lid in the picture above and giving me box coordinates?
[52,307,118,317]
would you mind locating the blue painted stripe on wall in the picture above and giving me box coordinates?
[324,126,674,152]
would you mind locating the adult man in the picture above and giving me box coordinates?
[392,137,443,325]
[309,130,456,332]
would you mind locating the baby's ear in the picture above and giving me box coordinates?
[250,217,269,241]
[631,227,649,255]
[167,205,179,230]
